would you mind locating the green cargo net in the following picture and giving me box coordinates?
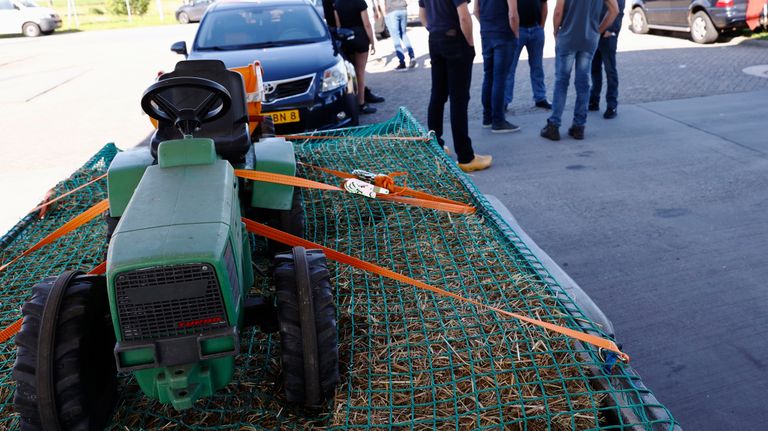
[0,110,677,430]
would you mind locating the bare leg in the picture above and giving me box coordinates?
[355,50,369,105]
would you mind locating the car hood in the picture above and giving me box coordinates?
[188,40,339,82]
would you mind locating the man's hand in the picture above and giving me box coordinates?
[602,30,615,38]
[457,2,474,46]
[507,0,519,38]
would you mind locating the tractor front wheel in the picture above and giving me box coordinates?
[274,247,339,407]
[13,271,118,431]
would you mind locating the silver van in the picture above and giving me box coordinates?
[0,0,62,37]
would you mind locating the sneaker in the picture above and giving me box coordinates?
[364,87,385,103]
[395,62,407,72]
[458,154,492,173]
[588,102,599,112]
[491,121,521,134]
[442,145,451,155]
[603,108,617,119]
[540,121,560,141]
[359,103,377,114]
[568,125,585,140]
[535,100,552,109]
[408,58,416,69]
[482,120,491,128]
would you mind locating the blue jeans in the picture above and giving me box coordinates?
[590,35,619,110]
[385,10,414,64]
[548,46,594,127]
[481,34,515,127]
[505,25,547,105]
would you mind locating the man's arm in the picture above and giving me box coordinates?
[598,0,619,34]
[540,0,548,28]
[552,0,564,37]
[473,0,480,18]
[507,0,519,38]
[419,5,427,27]
[334,10,341,29]
[608,0,625,34]
[457,2,474,46]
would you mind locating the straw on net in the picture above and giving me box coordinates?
[0,111,677,430]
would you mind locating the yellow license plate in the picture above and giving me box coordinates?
[266,109,300,124]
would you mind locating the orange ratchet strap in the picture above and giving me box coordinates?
[30,174,107,215]
[243,217,630,363]
[234,170,475,214]
[0,199,110,273]
[0,262,106,344]
[277,134,430,142]
[299,163,473,209]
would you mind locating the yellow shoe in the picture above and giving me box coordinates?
[458,154,492,172]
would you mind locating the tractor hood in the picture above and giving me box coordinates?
[107,160,237,273]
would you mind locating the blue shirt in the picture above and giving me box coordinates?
[557,0,602,52]
[478,0,515,38]
[418,0,469,34]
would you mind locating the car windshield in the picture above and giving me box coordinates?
[196,4,328,50]
[19,0,39,6]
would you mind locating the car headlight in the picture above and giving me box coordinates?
[321,60,348,92]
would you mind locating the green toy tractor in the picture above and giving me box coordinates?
[12,60,339,430]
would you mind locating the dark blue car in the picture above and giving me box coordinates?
[171,0,359,133]
[629,0,766,43]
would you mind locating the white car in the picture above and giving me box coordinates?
[0,0,62,37]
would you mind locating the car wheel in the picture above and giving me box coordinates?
[178,12,190,24]
[629,8,649,34]
[690,11,718,44]
[22,22,41,37]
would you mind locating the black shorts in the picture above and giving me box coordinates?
[350,26,370,53]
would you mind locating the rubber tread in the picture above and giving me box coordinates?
[13,273,118,431]
[274,248,339,406]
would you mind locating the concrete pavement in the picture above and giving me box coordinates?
[437,90,768,430]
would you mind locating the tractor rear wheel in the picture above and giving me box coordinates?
[264,188,306,256]
[274,247,339,407]
[13,271,118,431]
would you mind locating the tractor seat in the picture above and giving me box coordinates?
[150,59,251,164]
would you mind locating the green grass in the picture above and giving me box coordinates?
[48,0,184,31]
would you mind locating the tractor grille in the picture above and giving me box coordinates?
[264,75,313,103]
[115,263,228,341]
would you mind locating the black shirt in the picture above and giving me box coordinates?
[518,0,545,28]
[334,0,367,28]
[418,0,468,34]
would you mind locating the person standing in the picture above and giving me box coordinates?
[540,0,618,141]
[589,0,624,119]
[419,0,492,172]
[381,0,417,70]
[335,0,379,114]
[505,0,550,111]
[475,0,520,133]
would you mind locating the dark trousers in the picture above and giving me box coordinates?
[427,33,475,164]
[590,35,619,110]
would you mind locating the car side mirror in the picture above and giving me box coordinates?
[171,41,188,57]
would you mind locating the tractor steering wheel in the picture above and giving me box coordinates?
[141,77,232,136]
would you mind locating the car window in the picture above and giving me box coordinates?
[18,0,38,6]
[196,5,327,50]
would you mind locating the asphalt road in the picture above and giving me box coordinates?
[2,15,768,430]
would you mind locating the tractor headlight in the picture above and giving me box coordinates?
[321,60,347,92]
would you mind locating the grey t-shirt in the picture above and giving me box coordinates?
[386,0,408,12]
[557,0,603,53]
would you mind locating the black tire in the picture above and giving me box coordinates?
[104,214,120,245]
[274,247,338,407]
[22,23,41,37]
[259,115,276,139]
[629,8,649,34]
[41,30,54,35]
[13,272,118,431]
[345,93,360,127]
[690,11,718,44]
[178,12,190,24]
[263,188,306,256]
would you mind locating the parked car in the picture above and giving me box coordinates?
[0,0,61,37]
[170,0,358,133]
[629,0,765,43]
[175,0,214,24]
